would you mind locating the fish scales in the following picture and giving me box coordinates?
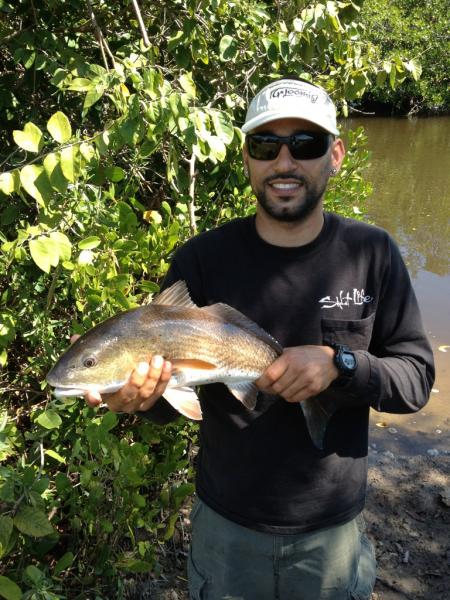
[47,280,334,449]
[111,306,278,373]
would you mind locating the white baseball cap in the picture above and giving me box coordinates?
[242,79,339,136]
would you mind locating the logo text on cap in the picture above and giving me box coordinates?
[269,86,319,103]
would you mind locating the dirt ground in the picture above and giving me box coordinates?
[366,451,450,600]
[125,447,450,600]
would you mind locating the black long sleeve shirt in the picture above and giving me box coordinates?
[141,212,434,533]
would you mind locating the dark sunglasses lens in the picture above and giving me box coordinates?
[290,133,331,159]
[247,133,331,160]
[247,135,280,160]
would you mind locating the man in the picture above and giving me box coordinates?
[84,78,434,599]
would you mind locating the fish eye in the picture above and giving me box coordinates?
[83,356,97,368]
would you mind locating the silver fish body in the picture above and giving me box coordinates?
[47,281,333,448]
[47,281,281,418]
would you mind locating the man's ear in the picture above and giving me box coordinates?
[331,138,345,173]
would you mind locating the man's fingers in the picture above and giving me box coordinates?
[256,356,289,390]
[138,358,172,403]
[85,390,102,408]
[70,334,80,344]
[82,354,172,413]
[129,361,150,388]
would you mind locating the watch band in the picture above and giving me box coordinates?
[331,343,357,384]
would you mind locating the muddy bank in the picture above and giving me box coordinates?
[367,452,450,600]
[124,451,450,600]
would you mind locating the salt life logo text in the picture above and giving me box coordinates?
[319,289,373,310]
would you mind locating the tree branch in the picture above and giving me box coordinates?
[188,154,197,235]
[130,0,151,48]
[86,0,115,69]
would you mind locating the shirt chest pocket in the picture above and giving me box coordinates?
[321,313,375,351]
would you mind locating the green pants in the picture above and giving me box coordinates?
[188,498,376,600]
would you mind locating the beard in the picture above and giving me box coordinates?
[253,163,330,223]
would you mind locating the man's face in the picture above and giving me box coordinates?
[243,118,343,223]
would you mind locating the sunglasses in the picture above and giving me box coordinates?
[246,131,332,161]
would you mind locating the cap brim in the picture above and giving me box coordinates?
[242,111,339,136]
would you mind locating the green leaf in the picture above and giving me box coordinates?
[278,32,289,61]
[68,78,94,91]
[139,280,160,293]
[36,409,62,429]
[211,111,234,144]
[78,249,94,265]
[172,482,195,500]
[104,166,126,182]
[405,59,422,81]
[389,65,397,89]
[206,135,226,162]
[179,72,196,98]
[24,566,44,585]
[376,70,387,88]
[163,511,178,540]
[79,142,97,163]
[53,551,74,576]
[219,35,238,61]
[29,237,56,273]
[20,165,52,206]
[60,146,80,182]
[29,233,69,272]
[0,576,22,600]
[0,516,13,559]
[50,231,72,261]
[13,505,54,537]
[168,30,184,52]
[13,122,43,153]
[45,449,66,464]
[79,236,101,250]
[101,411,118,431]
[83,87,105,110]
[262,37,278,62]
[115,558,153,573]
[47,111,72,143]
[0,172,16,195]
[43,153,68,193]
[119,118,145,145]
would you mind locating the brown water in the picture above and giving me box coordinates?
[343,117,450,455]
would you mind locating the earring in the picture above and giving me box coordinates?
[244,165,249,177]
[330,167,337,175]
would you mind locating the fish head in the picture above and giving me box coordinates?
[46,312,145,397]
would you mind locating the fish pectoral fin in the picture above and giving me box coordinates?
[163,387,203,421]
[226,382,259,410]
[171,359,218,371]
[299,398,334,450]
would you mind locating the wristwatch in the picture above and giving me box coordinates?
[331,343,357,384]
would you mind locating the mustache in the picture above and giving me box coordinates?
[264,173,307,186]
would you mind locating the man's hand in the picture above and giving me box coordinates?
[256,345,339,403]
[70,335,172,413]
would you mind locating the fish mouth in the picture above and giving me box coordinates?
[50,381,126,398]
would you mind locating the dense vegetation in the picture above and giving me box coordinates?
[0,0,438,597]
[360,0,449,113]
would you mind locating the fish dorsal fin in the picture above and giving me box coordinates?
[163,387,203,420]
[226,382,259,410]
[153,280,197,308]
[203,303,282,355]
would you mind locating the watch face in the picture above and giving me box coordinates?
[342,352,356,370]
